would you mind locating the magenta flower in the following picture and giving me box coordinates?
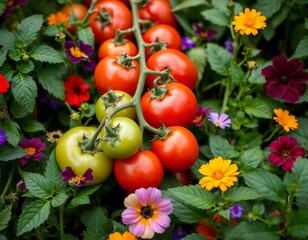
[181,37,196,51]
[0,128,7,146]
[17,138,46,166]
[208,112,231,129]
[192,23,217,41]
[192,106,212,127]
[1,0,28,19]
[261,55,308,103]
[64,40,96,71]
[229,204,244,219]
[121,187,173,239]
[268,135,305,172]
[61,167,93,187]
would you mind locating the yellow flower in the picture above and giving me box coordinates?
[199,156,239,192]
[108,231,137,240]
[273,108,298,132]
[47,11,69,26]
[232,8,267,36]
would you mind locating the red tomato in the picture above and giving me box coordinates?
[113,149,164,193]
[146,49,198,89]
[61,3,88,35]
[141,82,198,128]
[142,24,182,58]
[88,0,132,44]
[85,0,129,6]
[98,39,138,61]
[151,126,199,172]
[94,54,140,96]
[138,0,177,27]
[173,171,191,185]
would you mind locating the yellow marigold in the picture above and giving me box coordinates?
[199,156,239,192]
[108,231,136,240]
[232,8,267,36]
[273,108,298,132]
[47,11,69,25]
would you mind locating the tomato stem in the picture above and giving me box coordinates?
[93,7,112,29]
[80,0,98,25]
[113,28,135,46]
[116,53,140,68]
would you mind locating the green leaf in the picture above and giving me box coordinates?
[37,66,65,100]
[0,48,7,67]
[30,45,64,63]
[224,187,260,202]
[16,60,34,74]
[243,170,285,202]
[51,192,69,208]
[43,25,61,37]
[69,194,90,208]
[0,204,12,231]
[182,233,207,240]
[77,27,95,47]
[205,43,231,76]
[0,144,26,161]
[186,47,207,81]
[23,172,53,200]
[201,8,229,27]
[22,120,46,132]
[16,199,50,236]
[10,99,29,119]
[168,185,215,210]
[293,35,308,58]
[243,96,272,119]
[11,74,37,114]
[291,158,308,196]
[288,208,308,238]
[209,135,240,159]
[0,29,15,49]
[225,221,280,240]
[254,0,283,18]
[229,61,245,85]
[289,118,308,151]
[172,0,209,12]
[0,120,20,146]
[15,15,44,47]
[238,147,263,173]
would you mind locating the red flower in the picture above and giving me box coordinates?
[268,135,305,172]
[64,74,90,108]
[0,74,10,94]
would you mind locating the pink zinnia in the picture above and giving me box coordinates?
[268,135,305,172]
[17,138,46,166]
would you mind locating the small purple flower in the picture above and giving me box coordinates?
[17,138,46,166]
[0,128,7,146]
[230,204,244,219]
[173,229,187,239]
[64,40,96,71]
[38,90,60,110]
[61,167,93,187]
[181,37,196,51]
[192,106,212,127]
[16,179,27,192]
[208,112,231,129]
[192,23,217,41]
[1,0,28,19]
[224,39,234,53]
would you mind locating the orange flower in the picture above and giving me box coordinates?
[47,11,69,25]
[273,108,298,132]
[108,231,137,240]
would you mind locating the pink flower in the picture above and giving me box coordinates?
[17,138,46,166]
[208,112,231,129]
[192,106,212,127]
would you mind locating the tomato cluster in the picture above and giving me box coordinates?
[56,0,199,192]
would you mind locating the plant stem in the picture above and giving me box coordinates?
[0,164,15,200]
[221,77,230,114]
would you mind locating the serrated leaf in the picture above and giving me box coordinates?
[291,158,308,196]
[168,185,215,210]
[0,204,12,231]
[16,61,34,74]
[289,118,308,151]
[30,45,64,63]
[69,194,91,207]
[229,61,245,85]
[0,144,26,161]
[186,47,207,81]
[243,170,285,202]
[22,120,46,132]
[209,135,240,159]
[10,99,29,119]
[78,27,95,47]
[243,96,272,119]
[0,48,7,67]
[15,15,43,47]
[205,43,231,76]
[0,29,15,49]
[254,0,283,18]
[80,207,107,238]
[201,8,229,27]
[16,199,50,236]
[182,233,207,240]
[43,25,61,37]
[293,35,308,58]
[23,172,53,199]
[224,187,260,202]
[11,74,37,114]
[288,208,308,238]
[238,147,263,173]
[172,0,209,12]
[51,192,69,207]
[0,120,20,146]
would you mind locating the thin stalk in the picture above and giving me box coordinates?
[220,77,230,114]
[80,0,98,24]
[0,165,15,200]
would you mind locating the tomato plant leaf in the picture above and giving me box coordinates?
[285,208,308,238]
[224,187,260,202]
[254,0,283,19]
[0,48,7,68]
[209,135,240,159]
[186,47,207,81]
[0,29,15,49]
[205,43,231,76]
[23,172,53,200]
[243,96,272,119]
[293,35,308,58]
[238,147,263,173]
[22,120,46,132]
[30,45,64,63]
[229,61,245,85]
[0,145,26,161]
[16,199,50,236]
[172,0,209,12]
[51,192,69,208]
[182,233,207,240]
[201,8,229,27]
[290,118,308,151]
[0,204,12,231]
[78,27,95,47]
[0,120,20,146]
[16,60,34,74]
[288,158,308,196]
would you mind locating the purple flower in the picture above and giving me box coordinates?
[17,138,46,166]
[61,166,93,187]
[121,187,173,239]
[192,23,217,41]
[192,106,212,127]
[208,112,231,129]
[181,37,196,51]
[224,39,234,53]
[261,55,308,103]
[0,128,7,146]
[16,179,27,192]
[64,40,96,71]
[1,0,28,19]
[229,204,244,219]
[38,90,60,110]
[173,229,187,239]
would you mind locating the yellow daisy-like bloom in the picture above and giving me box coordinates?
[273,108,298,132]
[232,8,267,36]
[199,156,239,192]
[108,231,137,240]
[47,11,69,26]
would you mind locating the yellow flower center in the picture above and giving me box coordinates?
[212,171,223,180]
[282,151,290,159]
[245,18,254,27]
[70,176,85,185]
[214,121,221,126]
[24,147,36,155]
[70,47,86,58]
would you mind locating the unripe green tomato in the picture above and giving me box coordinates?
[100,117,142,159]
[95,90,136,123]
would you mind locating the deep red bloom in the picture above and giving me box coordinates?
[0,74,10,94]
[268,135,305,172]
[261,55,308,103]
[64,74,90,108]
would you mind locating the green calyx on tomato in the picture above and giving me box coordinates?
[116,53,140,69]
[100,118,121,147]
[95,7,112,29]
[145,38,168,56]
[113,28,135,46]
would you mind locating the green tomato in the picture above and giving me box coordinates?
[100,117,142,159]
[56,126,113,186]
[95,90,136,123]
